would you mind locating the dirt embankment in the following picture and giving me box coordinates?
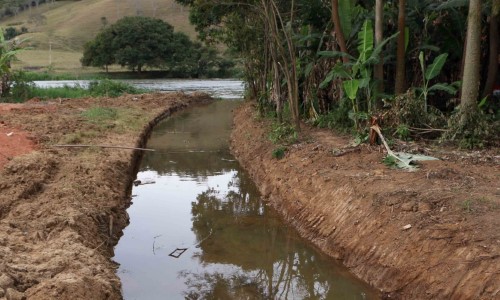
[0,93,211,299]
[230,102,500,299]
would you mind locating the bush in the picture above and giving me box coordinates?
[269,122,297,145]
[272,146,286,159]
[88,79,146,97]
[313,98,353,132]
[10,71,35,102]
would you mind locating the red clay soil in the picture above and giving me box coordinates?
[230,102,500,299]
[0,126,37,169]
[0,93,212,299]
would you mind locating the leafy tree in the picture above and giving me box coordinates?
[82,16,232,77]
[81,29,115,72]
[110,16,175,72]
[82,16,176,73]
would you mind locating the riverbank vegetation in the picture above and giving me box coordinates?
[176,0,499,149]
[8,73,146,102]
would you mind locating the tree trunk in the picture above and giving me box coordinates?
[394,0,406,94]
[460,0,482,123]
[374,0,384,96]
[331,0,349,63]
[482,0,499,99]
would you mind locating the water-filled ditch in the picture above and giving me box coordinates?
[113,98,378,299]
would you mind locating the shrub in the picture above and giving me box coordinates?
[88,79,145,97]
[272,146,286,159]
[269,122,297,145]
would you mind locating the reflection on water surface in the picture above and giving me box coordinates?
[114,100,378,299]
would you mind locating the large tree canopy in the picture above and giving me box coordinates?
[81,16,234,76]
[82,16,175,72]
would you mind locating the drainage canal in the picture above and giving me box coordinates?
[114,100,378,299]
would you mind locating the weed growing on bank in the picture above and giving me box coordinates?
[8,73,146,102]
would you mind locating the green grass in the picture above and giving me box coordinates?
[81,106,148,132]
[87,79,146,97]
[9,78,146,102]
[82,107,118,122]
[30,85,90,99]
[20,71,106,81]
[60,130,99,144]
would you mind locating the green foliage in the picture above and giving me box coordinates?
[10,71,35,102]
[313,98,353,132]
[385,90,446,136]
[383,151,439,171]
[382,155,398,168]
[8,74,144,102]
[338,0,353,38]
[396,124,410,141]
[81,29,115,71]
[82,16,175,72]
[416,51,458,111]
[0,28,26,98]
[272,146,286,159]
[30,85,89,99]
[444,108,496,149]
[461,199,473,213]
[269,122,297,145]
[3,26,27,40]
[88,79,145,97]
[319,20,399,132]
[15,71,105,81]
[176,0,493,146]
[81,107,118,123]
[82,16,234,77]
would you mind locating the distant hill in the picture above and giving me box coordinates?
[1,0,195,51]
[0,0,196,73]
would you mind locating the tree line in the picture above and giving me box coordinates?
[175,0,499,148]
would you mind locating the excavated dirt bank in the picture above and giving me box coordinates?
[0,93,211,299]
[230,102,500,299]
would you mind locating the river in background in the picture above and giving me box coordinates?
[106,79,378,299]
[33,79,245,99]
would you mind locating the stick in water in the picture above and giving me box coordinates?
[51,144,155,151]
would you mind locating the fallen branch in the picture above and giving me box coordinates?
[370,125,396,157]
[51,144,155,151]
[371,125,438,171]
[409,126,449,132]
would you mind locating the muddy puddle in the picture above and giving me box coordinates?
[114,100,378,299]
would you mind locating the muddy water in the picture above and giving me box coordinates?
[114,100,378,299]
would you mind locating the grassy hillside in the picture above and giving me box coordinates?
[1,0,196,74]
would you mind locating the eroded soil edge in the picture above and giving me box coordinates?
[0,93,211,299]
[230,102,499,299]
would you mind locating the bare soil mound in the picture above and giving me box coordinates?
[230,102,500,299]
[0,93,211,299]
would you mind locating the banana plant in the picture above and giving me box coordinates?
[318,19,398,130]
[0,29,27,97]
[416,51,459,112]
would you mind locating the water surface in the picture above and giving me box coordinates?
[34,79,244,99]
[114,100,378,299]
